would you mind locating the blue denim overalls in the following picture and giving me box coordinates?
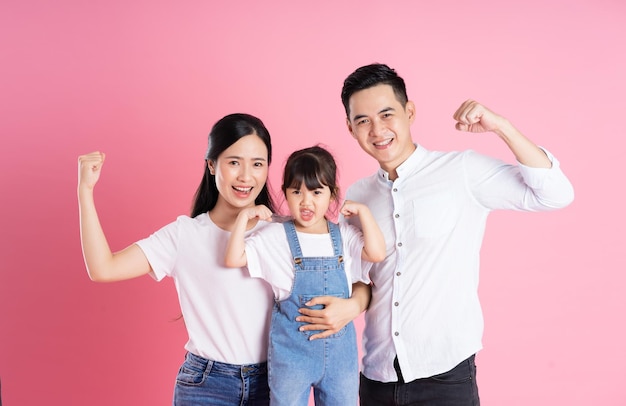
[267,220,358,405]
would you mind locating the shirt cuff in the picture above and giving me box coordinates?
[517,147,560,189]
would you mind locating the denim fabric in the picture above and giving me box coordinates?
[173,352,269,406]
[359,355,480,406]
[268,220,358,405]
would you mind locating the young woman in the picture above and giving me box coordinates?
[224,145,385,405]
[78,115,367,405]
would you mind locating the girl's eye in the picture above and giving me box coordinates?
[229,161,239,166]
[254,162,264,167]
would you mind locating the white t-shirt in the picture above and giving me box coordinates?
[136,213,274,365]
[244,221,372,300]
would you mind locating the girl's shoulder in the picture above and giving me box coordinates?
[336,221,363,239]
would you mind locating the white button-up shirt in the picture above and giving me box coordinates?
[345,144,574,383]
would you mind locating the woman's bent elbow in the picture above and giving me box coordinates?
[86,268,110,283]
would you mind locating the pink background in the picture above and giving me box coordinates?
[1,0,624,404]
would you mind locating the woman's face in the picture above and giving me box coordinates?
[209,133,269,211]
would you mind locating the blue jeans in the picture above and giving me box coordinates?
[359,355,480,406]
[173,352,269,406]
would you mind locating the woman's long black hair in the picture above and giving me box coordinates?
[190,113,276,217]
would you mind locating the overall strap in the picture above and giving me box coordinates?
[282,220,304,267]
[327,221,344,264]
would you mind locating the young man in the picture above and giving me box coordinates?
[341,63,574,405]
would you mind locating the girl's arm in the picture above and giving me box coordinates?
[78,152,152,282]
[224,205,272,268]
[341,200,386,263]
[297,200,383,339]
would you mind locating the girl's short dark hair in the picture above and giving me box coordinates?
[281,145,340,216]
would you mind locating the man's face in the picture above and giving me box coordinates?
[346,84,416,176]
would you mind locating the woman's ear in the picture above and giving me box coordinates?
[207,160,216,175]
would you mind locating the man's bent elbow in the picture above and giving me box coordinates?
[550,183,575,209]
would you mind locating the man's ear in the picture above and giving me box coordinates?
[346,117,357,139]
[406,101,416,124]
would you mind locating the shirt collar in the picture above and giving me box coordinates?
[377,144,428,182]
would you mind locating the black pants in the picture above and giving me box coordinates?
[359,355,480,406]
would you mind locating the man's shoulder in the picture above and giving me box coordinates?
[424,147,471,160]
[420,148,491,171]
[347,171,379,190]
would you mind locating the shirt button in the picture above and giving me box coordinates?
[397,242,402,247]
[394,302,399,307]
[394,331,400,336]
[394,214,400,218]
[396,272,401,276]
[393,188,398,192]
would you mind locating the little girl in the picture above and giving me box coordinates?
[224,145,385,405]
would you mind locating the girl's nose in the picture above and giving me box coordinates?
[301,191,313,205]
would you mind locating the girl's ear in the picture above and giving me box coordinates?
[207,160,216,175]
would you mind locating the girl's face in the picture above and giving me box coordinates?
[285,183,333,234]
[209,134,269,212]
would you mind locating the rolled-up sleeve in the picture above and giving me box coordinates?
[516,148,575,209]
[468,148,574,212]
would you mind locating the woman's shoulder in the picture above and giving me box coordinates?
[171,213,210,227]
[157,213,214,236]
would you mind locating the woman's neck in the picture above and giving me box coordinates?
[209,202,258,232]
